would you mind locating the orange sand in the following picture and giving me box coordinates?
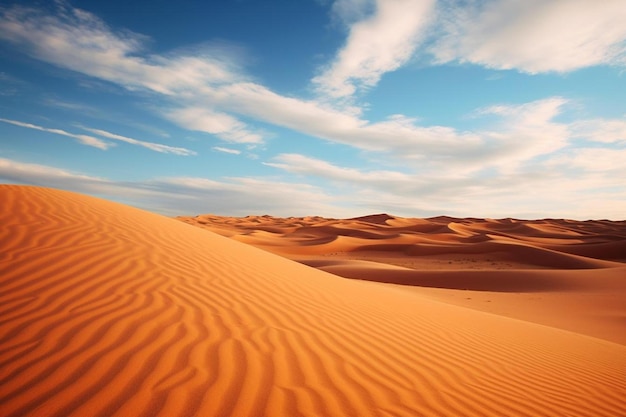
[180,213,626,345]
[1,185,625,417]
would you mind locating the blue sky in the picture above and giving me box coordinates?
[1,0,625,219]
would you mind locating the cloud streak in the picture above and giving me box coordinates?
[0,118,196,155]
[0,118,110,149]
[1,1,624,219]
[219,88,573,174]
[0,1,621,168]
[0,158,347,217]
[212,146,241,155]
[314,0,436,98]
[79,127,196,155]
[265,149,626,220]
[166,107,263,144]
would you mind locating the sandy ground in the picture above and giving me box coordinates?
[179,212,626,345]
[1,186,625,417]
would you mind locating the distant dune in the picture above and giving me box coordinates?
[2,186,625,417]
[179,213,626,344]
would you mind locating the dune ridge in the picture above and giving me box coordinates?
[2,186,626,416]
[179,212,626,344]
[179,213,626,263]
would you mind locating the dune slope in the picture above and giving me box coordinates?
[180,213,626,344]
[2,186,626,417]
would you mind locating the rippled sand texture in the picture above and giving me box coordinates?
[2,186,625,417]
[180,213,626,345]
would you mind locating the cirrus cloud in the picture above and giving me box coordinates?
[0,118,110,150]
[0,118,196,155]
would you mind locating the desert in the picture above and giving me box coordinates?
[3,1,626,416]
[178,211,626,345]
[1,185,625,417]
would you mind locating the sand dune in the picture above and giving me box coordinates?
[2,186,626,417]
[180,212,626,344]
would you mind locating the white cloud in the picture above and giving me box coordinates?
[0,158,158,202]
[166,107,263,144]
[0,4,240,93]
[219,86,570,173]
[431,0,626,73]
[0,1,615,168]
[212,146,241,155]
[475,97,571,171]
[0,158,347,217]
[0,157,211,212]
[314,0,626,98]
[264,150,626,220]
[0,2,462,156]
[314,0,436,98]
[0,118,196,155]
[0,118,110,150]
[571,118,626,144]
[266,153,488,205]
[1,2,624,220]
[157,176,345,216]
[547,148,626,174]
[80,127,196,155]
[0,3,262,145]
[0,157,96,182]
[266,153,412,186]
[212,82,482,161]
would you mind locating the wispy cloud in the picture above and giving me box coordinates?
[1,1,620,165]
[474,97,571,171]
[0,158,346,217]
[265,153,411,187]
[157,176,344,216]
[43,97,174,139]
[217,88,570,173]
[0,157,124,194]
[0,2,263,145]
[314,0,436,99]
[79,127,196,155]
[1,1,624,219]
[166,107,263,144]
[0,118,196,155]
[431,0,626,73]
[0,118,110,149]
[547,148,626,174]
[0,4,239,93]
[0,71,28,96]
[313,0,626,99]
[212,146,241,155]
[570,118,626,144]
[43,98,99,113]
[264,148,626,220]
[209,81,481,160]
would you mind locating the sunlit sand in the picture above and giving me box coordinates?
[2,185,625,416]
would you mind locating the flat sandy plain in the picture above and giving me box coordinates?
[1,185,625,416]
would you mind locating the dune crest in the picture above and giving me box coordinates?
[2,185,626,417]
[180,212,626,344]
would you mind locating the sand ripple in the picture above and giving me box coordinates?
[2,186,625,416]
